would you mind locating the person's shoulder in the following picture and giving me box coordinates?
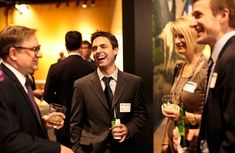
[0,70,15,92]
[74,71,96,84]
[48,62,62,74]
[120,71,142,81]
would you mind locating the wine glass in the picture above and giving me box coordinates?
[161,94,180,113]
[47,103,66,129]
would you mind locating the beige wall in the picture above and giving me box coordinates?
[0,7,6,30]
[0,0,122,82]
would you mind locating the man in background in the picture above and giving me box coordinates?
[70,31,147,153]
[44,31,96,148]
[0,25,73,153]
[80,40,96,64]
[191,0,235,152]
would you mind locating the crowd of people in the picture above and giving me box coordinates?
[161,0,235,153]
[0,0,235,153]
[0,26,148,153]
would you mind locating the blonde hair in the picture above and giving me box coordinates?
[171,16,205,54]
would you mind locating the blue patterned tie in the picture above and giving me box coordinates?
[102,77,113,109]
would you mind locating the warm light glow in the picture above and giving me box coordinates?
[15,4,30,14]
[82,4,87,8]
[10,0,123,80]
[82,0,87,8]
[202,45,211,60]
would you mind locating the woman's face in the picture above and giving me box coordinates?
[174,32,187,55]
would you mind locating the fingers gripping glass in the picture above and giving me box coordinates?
[14,46,41,55]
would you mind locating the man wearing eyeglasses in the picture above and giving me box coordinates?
[0,25,73,153]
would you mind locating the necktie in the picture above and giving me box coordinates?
[25,77,42,125]
[102,77,113,108]
[205,59,214,101]
[197,59,214,151]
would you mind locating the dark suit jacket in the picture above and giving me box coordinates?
[70,70,147,153]
[0,64,60,153]
[203,35,235,153]
[44,55,96,139]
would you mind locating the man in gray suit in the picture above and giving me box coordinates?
[70,31,147,153]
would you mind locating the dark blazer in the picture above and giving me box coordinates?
[44,55,96,144]
[0,64,60,153]
[202,35,235,153]
[70,70,147,153]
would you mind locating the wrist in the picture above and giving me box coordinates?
[189,113,197,125]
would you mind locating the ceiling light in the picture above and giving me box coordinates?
[82,0,87,8]
[15,4,30,14]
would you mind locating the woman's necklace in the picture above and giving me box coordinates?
[171,55,205,95]
[183,55,204,78]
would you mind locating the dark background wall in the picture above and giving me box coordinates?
[123,0,153,152]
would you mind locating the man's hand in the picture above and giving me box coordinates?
[33,89,44,99]
[42,112,65,129]
[187,128,199,141]
[60,145,74,153]
[161,104,180,121]
[111,123,128,143]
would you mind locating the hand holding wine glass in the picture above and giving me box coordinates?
[161,94,180,120]
[43,103,66,129]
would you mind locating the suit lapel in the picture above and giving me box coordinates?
[88,72,110,110]
[1,64,46,132]
[112,71,127,108]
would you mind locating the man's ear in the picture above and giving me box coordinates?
[8,47,17,61]
[114,47,118,56]
[219,8,230,24]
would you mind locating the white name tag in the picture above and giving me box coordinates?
[183,81,197,93]
[209,73,218,88]
[120,103,131,112]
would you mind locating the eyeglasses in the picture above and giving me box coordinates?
[14,45,41,55]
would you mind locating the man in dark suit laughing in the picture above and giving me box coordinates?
[191,0,235,152]
[70,31,147,153]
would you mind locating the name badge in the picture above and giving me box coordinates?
[209,73,218,88]
[183,81,197,93]
[120,103,131,112]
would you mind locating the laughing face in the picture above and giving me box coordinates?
[92,36,118,72]
[191,0,221,47]
[174,32,187,55]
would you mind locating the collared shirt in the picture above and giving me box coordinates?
[97,67,118,95]
[206,31,235,100]
[2,61,27,92]
[68,52,81,56]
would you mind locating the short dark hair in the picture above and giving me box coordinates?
[82,40,92,49]
[91,31,118,49]
[0,25,36,59]
[65,31,82,51]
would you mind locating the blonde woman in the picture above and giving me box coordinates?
[161,16,208,153]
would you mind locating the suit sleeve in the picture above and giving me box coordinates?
[70,81,84,153]
[0,80,60,153]
[44,65,59,103]
[219,57,235,153]
[125,78,148,138]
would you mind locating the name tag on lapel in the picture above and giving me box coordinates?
[183,81,197,93]
[210,73,218,88]
[120,103,131,112]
